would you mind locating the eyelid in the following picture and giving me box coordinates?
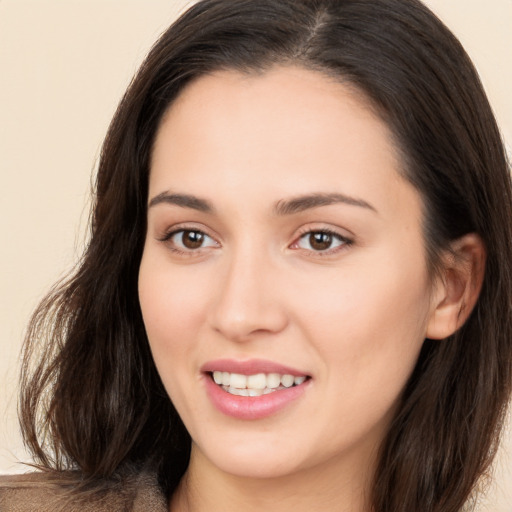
[155,222,353,257]
[157,223,221,255]
[157,221,216,241]
[289,226,354,255]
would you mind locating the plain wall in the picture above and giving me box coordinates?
[1,1,511,509]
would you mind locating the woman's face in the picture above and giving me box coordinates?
[139,66,437,480]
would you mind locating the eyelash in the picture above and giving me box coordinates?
[158,227,219,256]
[292,228,353,256]
[158,226,353,257]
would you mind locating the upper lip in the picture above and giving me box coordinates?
[201,358,309,377]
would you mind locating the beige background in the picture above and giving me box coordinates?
[1,0,511,509]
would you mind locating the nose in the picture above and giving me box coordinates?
[208,249,289,342]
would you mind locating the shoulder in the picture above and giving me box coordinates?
[0,470,168,512]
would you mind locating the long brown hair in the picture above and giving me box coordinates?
[20,1,512,510]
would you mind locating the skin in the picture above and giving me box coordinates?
[138,66,484,511]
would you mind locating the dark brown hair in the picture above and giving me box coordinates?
[20,1,512,510]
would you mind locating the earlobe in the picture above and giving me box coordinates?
[426,233,486,340]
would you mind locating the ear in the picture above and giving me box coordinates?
[426,233,486,340]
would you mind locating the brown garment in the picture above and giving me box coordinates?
[0,471,168,512]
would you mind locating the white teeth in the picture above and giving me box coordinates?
[247,373,266,390]
[228,387,249,396]
[267,373,281,389]
[229,373,247,389]
[281,374,295,388]
[224,385,274,397]
[212,370,308,395]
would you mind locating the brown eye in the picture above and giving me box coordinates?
[309,232,333,251]
[180,230,205,249]
[165,229,218,252]
[295,230,349,252]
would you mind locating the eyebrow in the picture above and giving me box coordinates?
[148,191,377,215]
[148,192,214,212]
[274,193,377,215]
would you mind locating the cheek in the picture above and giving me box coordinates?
[138,253,210,364]
[291,252,431,389]
[289,261,431,449]
[138,254,215,421]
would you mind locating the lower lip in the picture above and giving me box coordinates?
[204,374,310,420]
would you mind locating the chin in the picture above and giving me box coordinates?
[192,436,310,480]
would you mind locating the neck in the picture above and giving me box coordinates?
[169,443,376,512]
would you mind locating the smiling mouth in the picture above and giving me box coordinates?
[210,371,309,397]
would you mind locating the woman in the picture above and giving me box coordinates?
[1,0,511,511]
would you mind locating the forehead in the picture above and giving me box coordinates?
[149,66,419,222]
[156,66,391,157]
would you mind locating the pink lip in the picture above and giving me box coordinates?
[201,358,308,376]
[201,359,311,420]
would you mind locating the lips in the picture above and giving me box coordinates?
[201,359,311,420]
[201,358,309,376]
